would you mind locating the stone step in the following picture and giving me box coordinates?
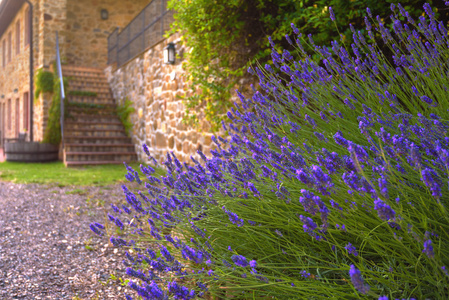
[62,64,138,167]
[64,71,106,78]
[64,128,128,137]
[68,89,112,97]
[67,101,115,107]
[65,114,119,123]
[65,143,135,152]
[65,160,125,167]
[68,81,110,88]
[65,121,124,130]
[67,82,110,90]
[64,151,137,163]
[67,105,116,114]
[62,65,103,73]
[67,96,115,105]
[67,76,108,83]
[64,136,132,144]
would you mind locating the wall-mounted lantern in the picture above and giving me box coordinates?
[1,95,4,99]
[164,43,176,65]
[13,88,18,93]
[101,9,109,20]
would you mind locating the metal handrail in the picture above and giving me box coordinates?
[107,0,173,67]
[55,31,65,149]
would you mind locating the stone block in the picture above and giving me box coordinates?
[189,132,198,144]
[176,140,182,152]
[176,121,186,131]
[201,120,211,131]
[155,132,167,148]
[168,135,175,149]
[204,134,212,146]
[182,141,190,154]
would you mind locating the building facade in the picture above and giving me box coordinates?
[0,0,230,163]
[0,0,149,144]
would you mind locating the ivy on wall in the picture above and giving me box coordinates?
[34,69,54,100]
[39,64,69,145]
[42,76,68,145]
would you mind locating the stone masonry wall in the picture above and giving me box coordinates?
[105,32,218,164]
[39,0,67,69]
[65,0,150,68]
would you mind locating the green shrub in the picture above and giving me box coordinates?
[116,98,135,136]
[34,69,54,100]
[42,76,68,145]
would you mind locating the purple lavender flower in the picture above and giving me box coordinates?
[423,240,434,258]
[305,114,317,128]
[421,95,433,104]
[160,245,175,262]
[423,3,435,19]
[247,182,260,197]
[222,207,244,226]
[231,255,249,267]
[249,260,257,268]
[93,222,105,229]
[374,199,396,221]
[390,3,396,13]
[329,7,335,22]
[366,7,372,18]
[142,143,150,156]
[168,281,195,299]
[421,168,442,198]
[345,243,358,256]
[89,223,103,236]
[300,270,311,278]
[349,265,370,294]
[299,215,317,234]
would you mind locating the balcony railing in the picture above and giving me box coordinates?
[107,0,174,68]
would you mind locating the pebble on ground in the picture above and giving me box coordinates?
[0,182,132,299]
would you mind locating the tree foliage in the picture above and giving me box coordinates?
[168,0,448,130]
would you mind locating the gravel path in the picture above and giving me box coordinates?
[0,181,132,299]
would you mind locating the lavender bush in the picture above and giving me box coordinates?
[92,3,449,299]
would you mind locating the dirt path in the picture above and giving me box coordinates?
[0,181,131,299]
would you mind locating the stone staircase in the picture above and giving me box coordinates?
[62,65,137,167]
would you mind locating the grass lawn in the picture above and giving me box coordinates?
[0,161,160,186]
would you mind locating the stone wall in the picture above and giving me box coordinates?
[39,0,67,69]
[65,0,150,68]
[105,32,218,163]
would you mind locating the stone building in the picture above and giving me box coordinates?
[0,0,149,143]
[0,0,221,164]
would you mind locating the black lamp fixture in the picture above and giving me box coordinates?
[13,88,18,93]
[1,95,4,99]
[164,43,176,65]
[101,9,108,20]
